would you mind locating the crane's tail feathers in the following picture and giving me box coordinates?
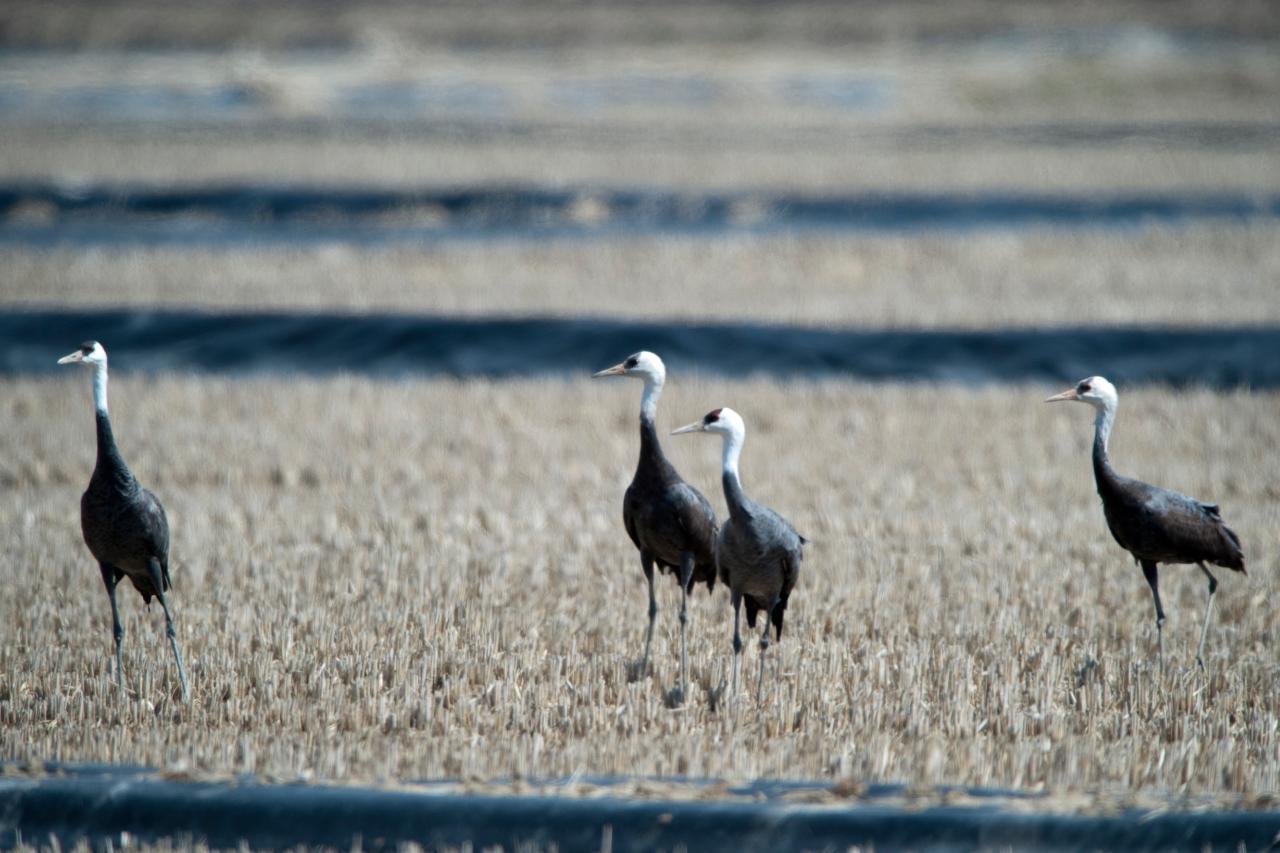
[684,560,717,593]
[153,556,173,592]
[1217,523,1246,573]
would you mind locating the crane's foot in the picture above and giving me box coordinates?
[664,685,686,709]
[705,678,727,713]
[625,659,649,683]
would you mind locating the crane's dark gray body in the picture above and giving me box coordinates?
[83,412,173,604]
[623,416,718,595]
[1093,437,1244,573]
[717,471,804,641]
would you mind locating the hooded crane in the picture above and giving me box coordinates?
[1046,376,1245,668]
[594,351,717,706]
[673,407,805,700]
[59,341,188,698]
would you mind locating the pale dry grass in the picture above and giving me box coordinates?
[2,375,1277,793]
[5,126,1278,195]
[9,225,1280,327]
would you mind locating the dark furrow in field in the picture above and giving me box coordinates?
[4,308,1277,387]
[1,766,1274,852]
[3,184,1278,247]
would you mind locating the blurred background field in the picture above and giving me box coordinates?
[1,1,1279,192]
[1,0,1278,807]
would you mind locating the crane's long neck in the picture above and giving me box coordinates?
[1090,401,1119,490]
[92,361,108,415]
[637,376,668,469]
[90,363,131,488]
[639,375,662,424]
[720,426,750,517]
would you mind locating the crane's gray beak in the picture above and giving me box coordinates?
[670,421,704,435]
[593,362,627,378]
[1044,388,1079,403]
[57,350,85,365]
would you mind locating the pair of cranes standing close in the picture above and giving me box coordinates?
[58,341,1246,705]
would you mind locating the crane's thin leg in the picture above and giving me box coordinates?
[629,554,658,682]
[99,563,124,689]
[1141,561,1165,668]
[148,558,188,701]
[757,597,779,703]
[1194,563,1219,670]
[672,551,695,708]
[730,592,743,697]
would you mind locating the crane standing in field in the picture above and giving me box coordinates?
[1046,376,1245,668]
[59,341,189,698]
[673,407,805,700]
[594,351,718,706]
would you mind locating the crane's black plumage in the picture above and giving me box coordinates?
[673,407,805,701]
[595,351,717,706]
[60,341,188,697]
[622,415,719,594]
[1047,376,1245,668]
[1094,449,1244,574]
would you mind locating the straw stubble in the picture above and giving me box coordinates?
[1,375,1276,793]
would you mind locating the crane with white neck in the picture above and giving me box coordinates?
[1046,376,1245,668]
[58,341,189,698]
[593,351,718,707]
[673,407,805,700]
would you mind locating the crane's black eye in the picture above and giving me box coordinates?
[624,356,639,369]
[1079,382,1091,393]
[80,341,96,353]
[705,409,722,424]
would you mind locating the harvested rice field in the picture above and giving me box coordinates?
[3,1,1279,846]
[2,375,1277,793]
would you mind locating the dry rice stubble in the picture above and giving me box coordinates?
[0,376,1276,792]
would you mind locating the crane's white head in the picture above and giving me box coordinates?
[57,340,107,368]
[59,341,110,413]
[1044,375,1118,410]
[671,406,745,438]
[672,407,747,474]
[592,350,665,384]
